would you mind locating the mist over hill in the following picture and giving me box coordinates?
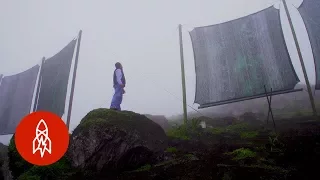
[168,84,320,122]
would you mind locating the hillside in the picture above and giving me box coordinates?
[5,108,320,179]
[168,85,320,122]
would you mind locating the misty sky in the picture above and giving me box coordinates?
[0,0,315,144]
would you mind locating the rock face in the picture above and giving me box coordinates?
[144,114,170,131]
[67,109,168,176]
[0,143,11,180]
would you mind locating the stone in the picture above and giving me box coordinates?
[67,108,168,176]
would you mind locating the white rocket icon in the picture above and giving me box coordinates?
[32,119,52,158]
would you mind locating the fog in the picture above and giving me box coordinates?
[0,0,314,144]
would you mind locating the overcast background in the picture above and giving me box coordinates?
[0,0,314,144]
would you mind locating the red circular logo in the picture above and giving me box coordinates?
[15,111,69,166]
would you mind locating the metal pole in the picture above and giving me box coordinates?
[282,0,318,118]
[66,30,82,130]
[33,57,45,112]
[178,24,188,124]
[0,74,3,85]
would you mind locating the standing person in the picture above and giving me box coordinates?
[110,62,126,111]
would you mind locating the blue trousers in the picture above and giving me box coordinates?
[110,85,123,110]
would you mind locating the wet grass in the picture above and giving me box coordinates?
[209,127,225,134]
[132,164,151,172]
[166,118,203,140]
[240,131,258,139]
[225,148,257,161]
[165,147,178,153]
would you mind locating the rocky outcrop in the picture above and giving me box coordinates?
[144,114,170,131]
[67,109,168,177]
[0,143,11,180]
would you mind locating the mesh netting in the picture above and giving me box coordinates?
[36,39,77,117]
[298,0,320,89]
[190,6,299,107]
[0,65,40,135]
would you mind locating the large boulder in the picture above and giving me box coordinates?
[67,109,168,176]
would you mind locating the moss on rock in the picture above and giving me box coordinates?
[68,108,168,176]
[17,156,73,180]
[74,108,166,140]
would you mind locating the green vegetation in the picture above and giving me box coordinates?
[268,135,283,152]
[247,164,289,174]
[189,118,202,130]
[240,131,258,139]
[222,172,233,180]
[185,154,194,158]
[165,147,178,153]
[184,154,198,161]
[226,122,250,133]
[7,109,318,179]
[133,164,151,172]
[17,174,40,180]
[167,125,190,140]
[74,108,167,143]
[8,135,75,180]
[8,135,33,179]
[209,127,225,134]
[226,148,257,161]
[17,157,73,180]
[166,118,202,140]
[207,122,257,138]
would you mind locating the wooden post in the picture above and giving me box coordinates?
[33,57,45,112]
[178,24,188,124]
[66,30,82,130]
[282,0,318,118]
[264,86,276,132]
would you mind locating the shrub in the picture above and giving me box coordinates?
[8,135,75,180]
[167,124,190,140]
[8,135,33,179]
[240,131,258,139]
[209,127,225,135]
[226,122,250,133]
[226,148,257,161]
[134,164,151,172]
[17,157,73,180]
[165,147,178,153]
[166,118,203,140]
